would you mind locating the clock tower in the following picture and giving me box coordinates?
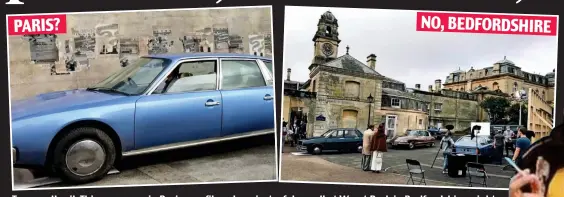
[309,11,341,71]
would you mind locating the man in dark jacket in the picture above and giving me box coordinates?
[493,130,506,165]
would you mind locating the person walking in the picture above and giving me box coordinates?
[504,126,514,157]
[493,130,506,165]
[282,121,288,145]
[370,123,388,173]
[512,126,531,168]
[361,125,375,171]
[440,130,455,174]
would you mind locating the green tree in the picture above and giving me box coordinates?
[507,103,528,126]
[480,97,511,124]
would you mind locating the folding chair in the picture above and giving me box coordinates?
[467,162,488,187]
[406,159,426,185]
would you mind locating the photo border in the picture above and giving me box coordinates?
[6,5,279,191]
[276,5,560,191]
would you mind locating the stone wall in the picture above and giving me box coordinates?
[378,108,429,136]
[310,71,383,136]
[427,95,479,131]
[8,7,272,100]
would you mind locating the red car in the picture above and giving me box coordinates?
[391,130,436,149]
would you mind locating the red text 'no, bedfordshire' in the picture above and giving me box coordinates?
[416,12,557,36]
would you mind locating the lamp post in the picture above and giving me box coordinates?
[514,90,527,126]
[367,94,374,128]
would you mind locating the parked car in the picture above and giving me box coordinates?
[427,127,447,139]
[453,135,494,160]
[391,130,436,149]
[297,128,363,154]
[11,53,275,183]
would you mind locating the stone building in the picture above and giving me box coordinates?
[442,57,555,104]
[281,11,482,138]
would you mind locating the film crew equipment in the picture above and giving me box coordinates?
[472,125,482,163]
[431,125,455,168]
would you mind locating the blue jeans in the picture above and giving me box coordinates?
[442,151,450,171]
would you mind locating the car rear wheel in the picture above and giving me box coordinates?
[408,142,415,149]
[356,144,363,153]
[52,127,116,183]
[312,146,322,155]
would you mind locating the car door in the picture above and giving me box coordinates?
[342,129,362,150]
[324,129,346,150]
[134,58,222,149]
[219,58,274,137]
[422,131,434,145]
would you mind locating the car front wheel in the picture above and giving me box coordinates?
[408,142,415,149]
[52,127,116,183]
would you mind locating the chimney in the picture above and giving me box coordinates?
[428,85,433,92]
[415,84,421,90]
[287,68,291,81]
[367,54,377,70]
[434,79,442,92]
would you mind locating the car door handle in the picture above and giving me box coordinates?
[205,101,220,106]
[264,95,273,100]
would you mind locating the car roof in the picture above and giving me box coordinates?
[143,53,272,62]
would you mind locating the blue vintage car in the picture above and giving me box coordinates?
[297,128,364,154]
[453,135,495,160]
[11,53,275,183]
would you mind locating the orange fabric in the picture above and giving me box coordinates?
[547,168,564,197]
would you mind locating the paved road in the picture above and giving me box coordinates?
[281,138,513,188]
[14,135,277,188]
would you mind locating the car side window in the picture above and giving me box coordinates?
[221,59,266,90]
[262,60,273,75]
[344,130,358,138]
[327,130,337,138]
[153,60,217,94]
[335,130,345,138]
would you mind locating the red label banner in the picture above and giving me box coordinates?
[416,12,558,36]
[7,14,67,35]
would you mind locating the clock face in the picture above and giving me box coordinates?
[322,43,334,56]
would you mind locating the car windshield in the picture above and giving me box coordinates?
[457,136,488,145]
[87,57,170,95]
[407,130,419,136]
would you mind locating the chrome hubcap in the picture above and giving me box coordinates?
[314,147,321,154]
[65,140,106,176]
[357,146,363,152]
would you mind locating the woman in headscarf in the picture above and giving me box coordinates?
[370,123,388,173]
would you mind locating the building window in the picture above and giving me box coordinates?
[391,97,401,108]
[345,81,361,98]
[513,82,518,93]
[434,103,442,111]
[492,82,499,90]
[542,91,546,100]
[419,119,423,125]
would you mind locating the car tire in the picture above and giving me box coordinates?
[312,145,322,155]
[408,142,415,149]
[356,144,363,153]
[430,142,435,147]
[52,127,116,183]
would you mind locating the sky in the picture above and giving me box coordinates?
[283,6,559,90]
